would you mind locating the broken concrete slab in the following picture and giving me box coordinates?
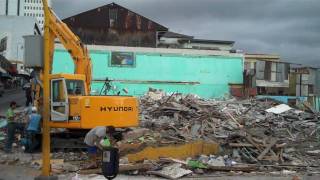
[266,104,292,114]
[148,163,192,179]
[207,156,225,167]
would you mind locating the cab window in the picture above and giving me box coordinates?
[65,80,85,96]
[52,80,66,102]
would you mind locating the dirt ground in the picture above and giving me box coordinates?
[1,164,320,180]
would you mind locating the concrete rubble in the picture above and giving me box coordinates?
[1,89,320,179]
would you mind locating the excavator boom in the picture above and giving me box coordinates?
[44,3,92,92]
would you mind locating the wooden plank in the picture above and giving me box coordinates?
[126,140,219,162]
[120,163,154,172]
[79,163,155,174]
[245,134,263,151]
[257,139,277,160]
[207,165,258,172]
[229,142,286,148]
[229,143,255,147]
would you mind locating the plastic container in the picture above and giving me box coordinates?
[101,147,119,180]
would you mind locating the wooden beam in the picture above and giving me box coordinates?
[257,139,277,160]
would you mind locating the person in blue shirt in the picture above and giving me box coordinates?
[24,106,41,153]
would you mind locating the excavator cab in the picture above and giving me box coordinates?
[50,74,87,121]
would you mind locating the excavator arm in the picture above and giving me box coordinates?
[44,2,92,92]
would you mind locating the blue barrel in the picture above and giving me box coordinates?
[101,147,119,180]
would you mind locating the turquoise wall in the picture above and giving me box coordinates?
[53,49,243,99]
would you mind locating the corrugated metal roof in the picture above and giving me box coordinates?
[191,39,235,45]
[161,31,193,39]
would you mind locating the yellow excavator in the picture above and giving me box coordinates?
[34,0,139,129]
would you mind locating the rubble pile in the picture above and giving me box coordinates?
[1,89,320,179]
[134,89,320,175]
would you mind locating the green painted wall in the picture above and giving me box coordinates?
[53,49,243,98]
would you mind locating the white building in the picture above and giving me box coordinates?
[0,16,40,74]
[0,0,51,32]
[0,0,24,16]
[23,0,52,32]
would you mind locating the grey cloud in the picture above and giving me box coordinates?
[52,0,320,66]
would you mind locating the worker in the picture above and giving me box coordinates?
[4,101,17,153]
[24,83,32,107]
[24,107,41,153]
[84,126,115,169]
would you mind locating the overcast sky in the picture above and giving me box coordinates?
[52,0,320,66]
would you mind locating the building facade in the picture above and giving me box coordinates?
[290,66,320,111]
[0,16,40,74]
[244,54,291,96]
[52,44,244,99]
[63,3,235,51]
[63,3,168,47]
[0,0,51,32]
[0,0,24,16]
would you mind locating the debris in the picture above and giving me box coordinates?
[31,159,64,168]
[266,104,292,114]
[187,160,207,169]
[125,140,219,162]
[281,169,297,175]
[136,90,320,170]
[51,162,79,173]
[306,150,320,156]
[119,163,156,172]
[207,156,225,167]
[79,163,156,174]
[123,128,151,141]
[303,101,317,114]
[2,89,320,178]
[207,165,258,172]
[148,163,192,179]
[257,138,278,160]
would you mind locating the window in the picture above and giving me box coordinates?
[0,37,8,53]
[110,51,135,67]
[308,85,314,94]
[65,80,85,96]
[109,9,117,27]
[52,80,66,102]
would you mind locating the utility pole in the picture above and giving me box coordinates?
[35,0,56,179]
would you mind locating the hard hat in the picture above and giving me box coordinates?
[31,106,37,112]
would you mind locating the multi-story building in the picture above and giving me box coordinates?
[244,54,290,97]
[0,16,41,74]
[0,0,51,32]
[23,0,51,31]
[0,0,24,16]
